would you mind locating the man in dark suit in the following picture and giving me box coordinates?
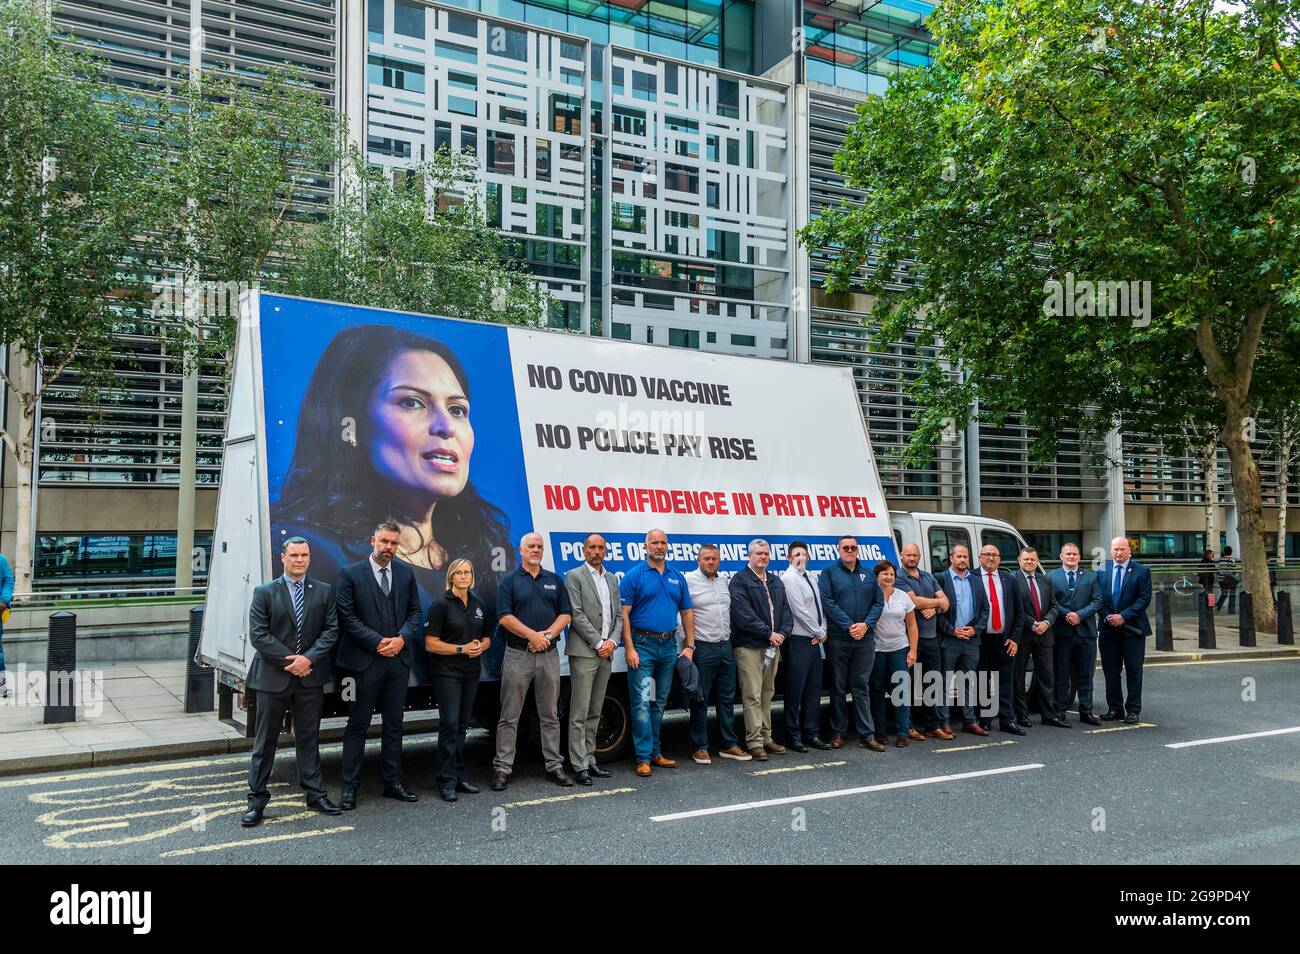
[976,544,1022,734]
[334,520,424,808]
[243,537,342,827]
[935,544,989,736]
[1010,546,1066,728]
[1048,542,1103,725]
[1099,536,1152,724]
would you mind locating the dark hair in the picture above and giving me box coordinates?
[873,559,897,578]
[281,536,308,553]
[789,539,809,553]
[1018,545,1038,557]
[374,519,401,537]
[838,534,857,545]
[698,543,720,554]
[275,324,512,574]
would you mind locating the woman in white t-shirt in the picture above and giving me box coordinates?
[869,560,920,748]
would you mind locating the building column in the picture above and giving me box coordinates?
[1098,427,1126,558]
[788,82,811,363]
[963,406,981,515]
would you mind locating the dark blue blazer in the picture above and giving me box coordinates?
[728,568,795,651]
[817,561,884,640]
[1048,567,1103,640]
[334,557,423,671]
[935,569,989,646]
[1099,560,1152,638]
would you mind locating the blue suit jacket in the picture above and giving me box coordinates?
[334,557,423,671]
[936,569,988,647]
[1099,560,1152,638]
[1048,567,1102,640]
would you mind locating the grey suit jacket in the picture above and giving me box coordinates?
[564,564,621,657]
[246,576,339,693]
[1048,567,1102,640]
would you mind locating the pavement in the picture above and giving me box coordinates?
[0,655,1296,864]
[0,620,1295,778]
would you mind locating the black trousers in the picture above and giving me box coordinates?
[913,638,943,730]
[340,654,410,789]
[1013,629,1056,724]
[1099,629,1145,716]
[248,680,326,810]
[826,637,875,736]
[1054,632,1097,716]
[782,636,823,743]
[432,673,479,786]
[979,632,1018,728]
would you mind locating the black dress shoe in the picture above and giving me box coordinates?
[340,789,357,811]
[588,764,612,778]
[1000,723,1026,736]
[490,772,508,791]
[573,769,593,786]
[788,740,809,753]
[438,786,458,803]
[383,783,420,802]
[1101,709,1123,721]
[307,796,343,815]
[548,769,575,787]
[808,736,832,750]
[1124,713,1140,724]
[1018,720,1032,730]
[455,780,479,795]
[1080,712,1101,726]
[241,808,263,828]
[1043,718,1070,728]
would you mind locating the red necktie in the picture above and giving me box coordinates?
[1029,576,1041,618]
[987,572,1001,632]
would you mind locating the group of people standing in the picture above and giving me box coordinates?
[241,522,1153,825]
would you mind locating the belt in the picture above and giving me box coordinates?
[632,628,674,639]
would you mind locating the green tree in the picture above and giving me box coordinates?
[279,148,544,325]
[0,1,169,591]
[803,0,1300,629]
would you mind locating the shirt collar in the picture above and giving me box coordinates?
[586,561,605,576]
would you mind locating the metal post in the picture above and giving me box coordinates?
[1197,589,1217,650]
[184,605,213,712]
[1277,591,1294,646]
[1238,591,1256,648]
[43,610,76,724]
[1155,590,1173,651]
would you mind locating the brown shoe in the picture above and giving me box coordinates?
[763,741,787,754]
[829,734,846,749]
[692,749,711,765]
[907,728,926,742]
[895,735,908,748]
[875,732,888,745]
[718,745,753,762]
[635,762,652,777]
[749,746,769,761]
[925,727,955,741]
[962,723,989,737]
[859,737,886,752]
[651,754,676,768]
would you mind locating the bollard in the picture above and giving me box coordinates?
[44,611,77,724]
[1155,590,1173,651]
[1278,591,1294,646]
[184,605,214,713]
[1238,591,1256,648]
[1197,590,1217,650]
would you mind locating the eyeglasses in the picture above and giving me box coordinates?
[840,545,858,551]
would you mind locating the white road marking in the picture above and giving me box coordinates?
[749,760,847,777]
[1166,726,1300,749]
[649,763,1044,822]
[158,825,353,857]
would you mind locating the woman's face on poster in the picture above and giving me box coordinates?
[367,349,475,502]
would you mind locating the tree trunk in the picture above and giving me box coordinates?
[12,408,35,595]
[1200,442,1219,549]
[1222,404,1277,632]
[1279,438,1293,568]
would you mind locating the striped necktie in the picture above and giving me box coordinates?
[291,578,304,654]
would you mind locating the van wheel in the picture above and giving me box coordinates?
[595,690,631,763]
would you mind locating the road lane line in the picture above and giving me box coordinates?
[749,761,847,776]
[503,787,635,808]
[1147,656,1300,667]
[158,825,353,858]
[932,740,1020,753]
[649,763,1044,823]
[1166,726,1300,749]
[0,756,249,789]
[1085,723,1158,734]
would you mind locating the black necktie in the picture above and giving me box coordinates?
[380,566,390,596]
[1068,570,1076,590]
[803,573,822,625]
[291,579,304,653]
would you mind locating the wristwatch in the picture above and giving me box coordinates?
[456,645,463,654]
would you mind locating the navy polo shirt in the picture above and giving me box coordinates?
[496,565,572,652]
[621,561,692,633]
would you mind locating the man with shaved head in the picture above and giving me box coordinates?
[1098,536,1152,724]
[491,532,574,791]
[894,542,949,740]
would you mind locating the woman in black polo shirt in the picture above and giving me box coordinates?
[425,558,490,802]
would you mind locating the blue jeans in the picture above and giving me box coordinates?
[870,648,911,736]
[0,620,6,672]
[629,635,676,763]
[689,640,739,750]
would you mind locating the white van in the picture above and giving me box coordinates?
[889,510,1028,574]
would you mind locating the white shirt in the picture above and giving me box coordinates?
[369,556,393,592]
[586,561,616,643]
[678,568,731,643]
[873,589,914,652]
[981,569,1006,634]
[781,567,826,639]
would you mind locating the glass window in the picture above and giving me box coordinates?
[612,323,632,340]
[632,71,657,101]
[717,77,740,118]
[927,526,971,573]
[446,11,478,38]
[394,1,425,39]
[982,529,1022,563]
[730,334,756,347]
[367,0,384,41]
[550,94,583,135]
[669,328,699,348]
[368,55,425,93]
